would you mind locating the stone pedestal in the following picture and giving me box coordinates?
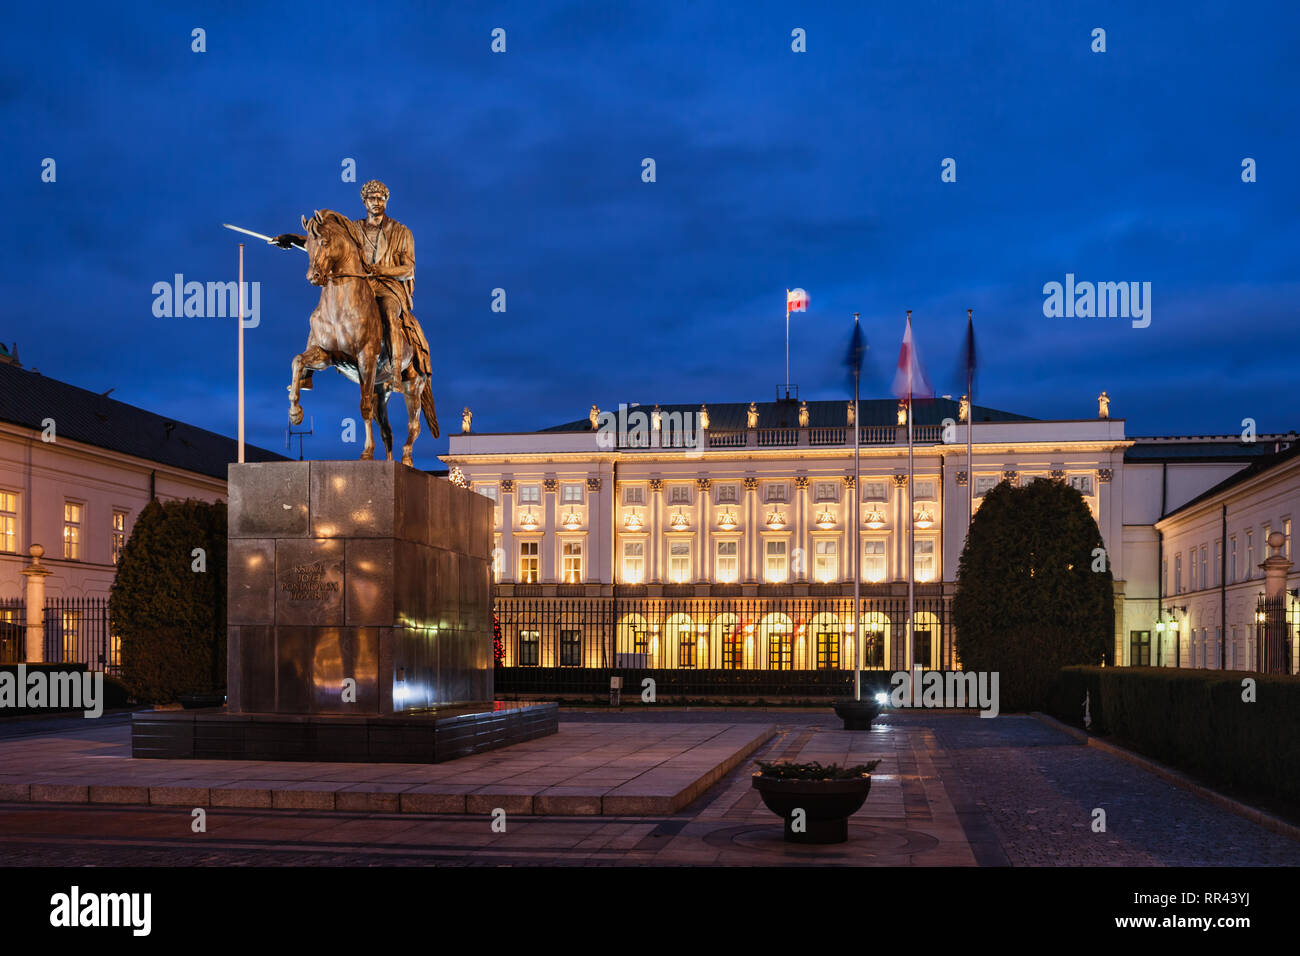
[131,460,557,762]
[226,460,494,713]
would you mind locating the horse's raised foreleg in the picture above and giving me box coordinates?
[357,344,379,460]
[289,345,329,426]
[400,376,423,467]
[374,387,394,461]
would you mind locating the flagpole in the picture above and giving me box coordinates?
[785,290,790,398]
[967,309,973,530]
[237,243,245,464]
[906,310,915,674]
[853,313,861,702]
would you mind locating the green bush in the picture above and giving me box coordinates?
[109,498,227,704]
[952,479,1114,712]
[1049,666,1300,807]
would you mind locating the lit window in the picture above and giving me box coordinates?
[519,628,540,666]
[864,540,886,582]
[814,482,838,503]
[0,491,17,554]
[814,540,837,582]
[622,541,644,584]
[562,542,583,583]
[623,485,645,505]
[561,484,583,504]
[1286,519,1292,559]
[477,484,499,504]
[111,510,127,565]
[668,541,691,583]
[63,502,82,560]
[669,485,691,504]
[518,484,540,505]
[715,540,738,583]
[914,539,935,581]
[764,540,788,582]
[519,541,539,583]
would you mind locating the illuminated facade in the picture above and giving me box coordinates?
[447,397,1292,672]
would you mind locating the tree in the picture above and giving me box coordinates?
[110,498,227,703]
[952,479,1113,712]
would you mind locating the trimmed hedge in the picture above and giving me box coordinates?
[1050,666,1300,808]
[109,498,227,704]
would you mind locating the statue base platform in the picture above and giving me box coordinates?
[130,700,558,763]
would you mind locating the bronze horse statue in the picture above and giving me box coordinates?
[288,209,439,464]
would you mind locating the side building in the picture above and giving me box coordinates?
[446,395,1286,679]
[0,350,284,666]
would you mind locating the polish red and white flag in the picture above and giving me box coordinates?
[787,288,808,313]
[892,313,933,400]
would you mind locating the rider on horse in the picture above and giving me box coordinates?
[273,180,432,390]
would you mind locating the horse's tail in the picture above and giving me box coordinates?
[420,378,439,438]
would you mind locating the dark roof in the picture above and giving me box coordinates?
[541,397,1034,433]
[1124,437,1296,464]
[1162,440,1300,520]
[0,361,285,479]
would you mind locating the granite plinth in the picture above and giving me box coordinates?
[225,460,495,715]
[131,701,558,763]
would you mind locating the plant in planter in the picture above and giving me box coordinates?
[833,695,883,730]
[752,759,882,844]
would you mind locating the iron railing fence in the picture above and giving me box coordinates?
[43,596,118,674]
[1254,594,1294,675]
[493,595,955,692]
[0,598,25,664]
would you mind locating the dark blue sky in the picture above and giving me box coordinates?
[6,1,1297,468]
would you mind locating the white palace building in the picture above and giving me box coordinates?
[445,394,1300,677]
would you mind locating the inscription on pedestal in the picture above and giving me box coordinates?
[281,561,340,601]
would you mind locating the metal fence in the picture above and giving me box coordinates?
[42,596,118,674]
[494,594,954,696]
[1254,594,1293,674]
[0,598,24,664]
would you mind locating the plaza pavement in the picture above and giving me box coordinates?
[0,709,1297,866]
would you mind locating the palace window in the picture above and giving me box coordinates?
[111,510,127,565]
[669,485,691,505]
[622,541,644,584]
[559,629,581,667]
[914,539,935,582]
[1214,540,1222,587]
[913,480,936,500]
[519,541,539,584]
[1190,551,1198,591]
[1229,537,1237,583]
[722,627,742,669]
[63,501,83,560]
[863,480,888,501]
[816,629,840,670]
[562,542,583,583]
[974,475,1000,497]
[716,484,738,504]
[814,482,838,503]
[1174,553,1182,593]
[561,483,583,504]
[764,540,788,582]
[767,623,793,670]
[715,540,738,583]
[519,628,540,667]
[518,484,540,505]
[476,484,498,504]
[864,628,885,669]
[1264,524,1272,557]
[1200,546,1208,592]
[678,630,698,668]
[1246,531,1254,579]
[1286,519,1293,558]
[0,491,17,554]
[1068,474,1094,495]
[863,540,886,582]
[668,541,691,583]
[814,539,837,582]
[765,483,788,503]
[623,485,645,505]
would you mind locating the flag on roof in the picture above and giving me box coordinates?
[892,312,933,401]
[787,288,808,313]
